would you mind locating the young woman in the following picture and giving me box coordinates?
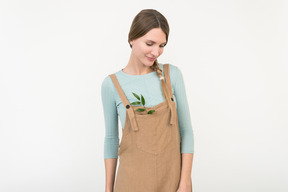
[101,9,194,192]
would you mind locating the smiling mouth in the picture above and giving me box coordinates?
[147,56,156,61]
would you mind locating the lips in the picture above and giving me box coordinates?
[147,56,155,61]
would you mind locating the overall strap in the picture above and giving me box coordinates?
[109,74,139,131]
[163,64,176,125]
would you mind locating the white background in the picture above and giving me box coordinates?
[0,0,287,191]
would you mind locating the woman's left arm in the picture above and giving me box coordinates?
[178,153,193,191]
[171,64,194,191]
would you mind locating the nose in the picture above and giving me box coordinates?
[151,47,160,57]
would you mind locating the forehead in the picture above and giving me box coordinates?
[142,28,166,43]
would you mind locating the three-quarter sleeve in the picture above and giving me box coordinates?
[173,66,194,154]
[101,76,120,159]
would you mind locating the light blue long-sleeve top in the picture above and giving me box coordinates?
[101,63,194,159]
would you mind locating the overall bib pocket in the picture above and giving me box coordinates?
[135,113,172,154]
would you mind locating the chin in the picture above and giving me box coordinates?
[146,63,154,67]
[145,59,155,66]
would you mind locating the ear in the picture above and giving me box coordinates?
[129,40,134,46]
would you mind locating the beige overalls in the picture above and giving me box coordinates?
[109,64,181,192]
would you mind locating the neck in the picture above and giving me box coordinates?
[123,53,154,75]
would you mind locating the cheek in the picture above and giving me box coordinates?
[141,45,151,54]
[134,44,148,55]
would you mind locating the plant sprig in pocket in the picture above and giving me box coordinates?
[130,92,155,114]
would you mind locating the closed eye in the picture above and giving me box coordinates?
[146,43,165,47]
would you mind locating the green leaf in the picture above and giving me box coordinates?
[130,101,141,105]
[132,92,140,100]
[147,110,155,114]
[141,94,145,105]
[136,108,145,112]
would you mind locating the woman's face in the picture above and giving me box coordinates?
[130,27,167,67]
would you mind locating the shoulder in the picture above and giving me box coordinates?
[101,68,122,89]
[168,63,180,74]
[101,75,115,94]
[101,75,112,87]
[160,63,180,74]
[161,63,183,89]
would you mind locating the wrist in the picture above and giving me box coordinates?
[105,187,113,192]
[179,177,192,187]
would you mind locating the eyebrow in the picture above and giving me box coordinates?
[146,40,167,45]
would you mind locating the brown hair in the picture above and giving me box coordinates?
[128,9,172,109]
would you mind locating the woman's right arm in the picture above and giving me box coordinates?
[101,76,120,192]
[104,158,118,192]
